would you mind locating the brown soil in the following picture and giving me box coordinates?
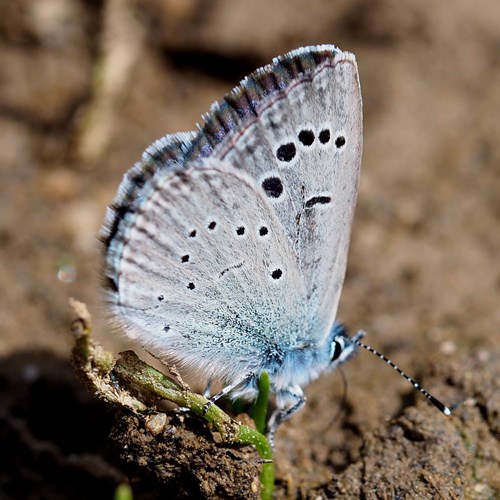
[1,1,499,498]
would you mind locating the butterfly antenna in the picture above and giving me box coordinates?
[353,336,451,416]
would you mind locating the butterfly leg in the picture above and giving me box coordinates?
[266,386,306,447]
[203,372,256,415]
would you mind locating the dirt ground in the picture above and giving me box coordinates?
[0,0,499,498]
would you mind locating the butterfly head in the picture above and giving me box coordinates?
[327,323,365,370]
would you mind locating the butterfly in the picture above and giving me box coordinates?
[101,45,365,441]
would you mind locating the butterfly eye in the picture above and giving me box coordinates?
[330,338,345,361]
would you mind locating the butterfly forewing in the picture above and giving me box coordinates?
[204,52,362,341]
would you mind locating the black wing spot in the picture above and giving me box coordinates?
[189,229,197,238]
[158,295,164,301]
[187,282,195,290]
[305,196,331,208]
[319,129,331,144]
[298,129,315,146]
[181,255,189,263]
[335,136,346,148]
[262,177,283,198]
[276,142,296,162]
[163,325,170,332]
[236,226,245,235]
[259,226,269,236]
[271,269,283,280]
[208,221,217,230]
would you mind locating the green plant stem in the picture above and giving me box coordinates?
[70,299,274,499]
[113,352,275,499]
[250,371,270,434]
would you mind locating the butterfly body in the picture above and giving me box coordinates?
[101,45,363,430]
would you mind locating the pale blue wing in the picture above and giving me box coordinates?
[101,45,362,387]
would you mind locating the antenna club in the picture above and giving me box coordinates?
[353,336,450,416]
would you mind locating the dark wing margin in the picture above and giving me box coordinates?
[100,131,196,253]
[186,45,342,161]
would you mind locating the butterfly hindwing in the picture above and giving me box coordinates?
[194,48,362,340]
[105,161,307,382]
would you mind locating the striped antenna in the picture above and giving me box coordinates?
[353,335,451,416]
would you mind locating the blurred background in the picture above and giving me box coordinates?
[0,0,498,498]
